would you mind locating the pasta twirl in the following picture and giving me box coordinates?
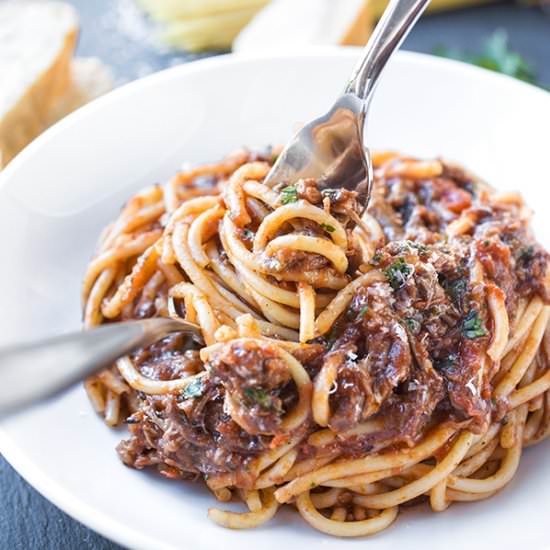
[82,148,550,536]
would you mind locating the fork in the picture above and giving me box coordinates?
[0,318,203,416]
[0,0,430,417]
[264,0,431,209]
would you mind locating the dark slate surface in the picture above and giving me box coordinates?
[1,1,549,549]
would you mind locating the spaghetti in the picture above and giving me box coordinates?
[82,147,550,536]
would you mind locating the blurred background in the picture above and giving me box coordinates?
[0,0,549,548]
[72,0,550,85]
[1,0,549,170]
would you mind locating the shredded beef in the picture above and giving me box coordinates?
[132,333,202,381]
[207,340,291,435]
[113,153,550,482]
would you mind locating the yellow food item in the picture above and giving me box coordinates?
[137,0,270,51]
[162,5,268,51]
[136,0,269,20]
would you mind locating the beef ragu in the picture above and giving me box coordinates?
[84,149,550,534]
[113,152,550,476]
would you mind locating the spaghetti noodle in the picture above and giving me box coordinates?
[82,148,550,536]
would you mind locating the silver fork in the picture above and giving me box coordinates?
[0,0,430,416]
[0,319,203,416]
[264,0,431,208]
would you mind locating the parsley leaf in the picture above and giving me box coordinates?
[442,277,467,306]
[371,252,383,265]
[434,30,538,85]
[280,185,298,205]
[324,322,342,348]
[413,242,429,255]
[384,258,413,290]
[348,304,369,321]
[320,223,335,233]
[518,245,535,263]
[434,353,459,371]
[243,387,278,411]
[463,311,488,339]
[402,240,429,255]
[402,317,420,334]
[181,378,204,400]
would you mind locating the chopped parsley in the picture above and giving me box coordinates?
[384,258,413,290]
[402,317,421,334]
[442,277,467,305]
[518,245,535,263]
[243,387,278,411]
[371,252,383,265]
[271,152,279,164]
[348,305,369,321]
[434,353,459,371]
[463,310,488,339]
[181,378,205,400]
[320,223,335,233]
[280,185,298,204]
[414,243,429,255]
[402,240,429,255]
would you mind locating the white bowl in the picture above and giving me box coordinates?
[0,49,549,550]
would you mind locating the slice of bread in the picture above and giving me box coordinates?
[0,0,78,167]
[46,57,114,126]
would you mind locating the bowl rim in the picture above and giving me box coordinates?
[0,47,549,550]
[1,46,548,191]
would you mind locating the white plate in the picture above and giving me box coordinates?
[0,49,549,550]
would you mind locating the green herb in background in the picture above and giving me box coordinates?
[434,30,538,86]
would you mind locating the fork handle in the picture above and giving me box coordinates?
[345,0,431,102]
[0,318,200,416]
